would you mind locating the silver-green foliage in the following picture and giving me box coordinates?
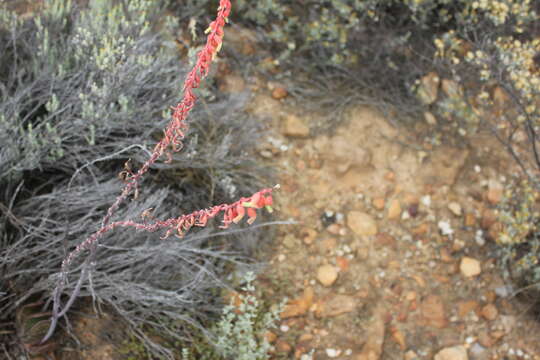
[0,0,180,182]
[178,272,283,360]
[214,272,282,360]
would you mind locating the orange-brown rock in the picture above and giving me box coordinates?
[373,197,386,210]
[457,300,479,318]
[275,340,292,354]
[420,295,447,329]
[481,303,498,321]
[391,327,407,350]
[375,233,397,249]
[272,86,288,100]
[314,294,358,318]
[387,199,401,220]
[281,287,314,319]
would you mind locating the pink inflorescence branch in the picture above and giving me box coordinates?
[62,0,235,281]
[101,0,232,230]
[42,0,275,344]
[61,188,275,273]
[158,0,232,162]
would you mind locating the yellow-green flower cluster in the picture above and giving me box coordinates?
[497,180,540,286]
[498,181,539,246]
[471,0,534,30]
[432,0,539,138]
[433,30,465,63]
[70,0,154,72]
[494,37,540,106]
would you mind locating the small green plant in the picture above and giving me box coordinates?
[178,272,283,360]
[213,272,283,360]
[119,333,152,360]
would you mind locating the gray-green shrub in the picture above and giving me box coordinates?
[0,0,269,358]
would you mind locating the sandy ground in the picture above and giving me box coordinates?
[247,87,540,360]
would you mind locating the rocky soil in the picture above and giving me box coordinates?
[245,82,540,360]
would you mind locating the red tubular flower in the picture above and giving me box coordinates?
[233,204,245,224]
[264,195,273,207]
[246,207,257,224]
[195,213,208,227]
[255,194,267,208]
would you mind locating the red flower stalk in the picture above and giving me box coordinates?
[63,0,235,279]
[60,188,275,273]
[42,0,275,344]
[101,0,232,229]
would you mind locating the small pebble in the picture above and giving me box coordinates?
[495,285,512,298]
[460,257,482,277]
[317,264,339,286]
[280,324,290,332]
[325,348,340,358]
[438,220,454,236]
[475,230,485,246]
[405,350,418,360]
[470,343,486,357]
[260,150,273,158]
[448,202,462,216]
